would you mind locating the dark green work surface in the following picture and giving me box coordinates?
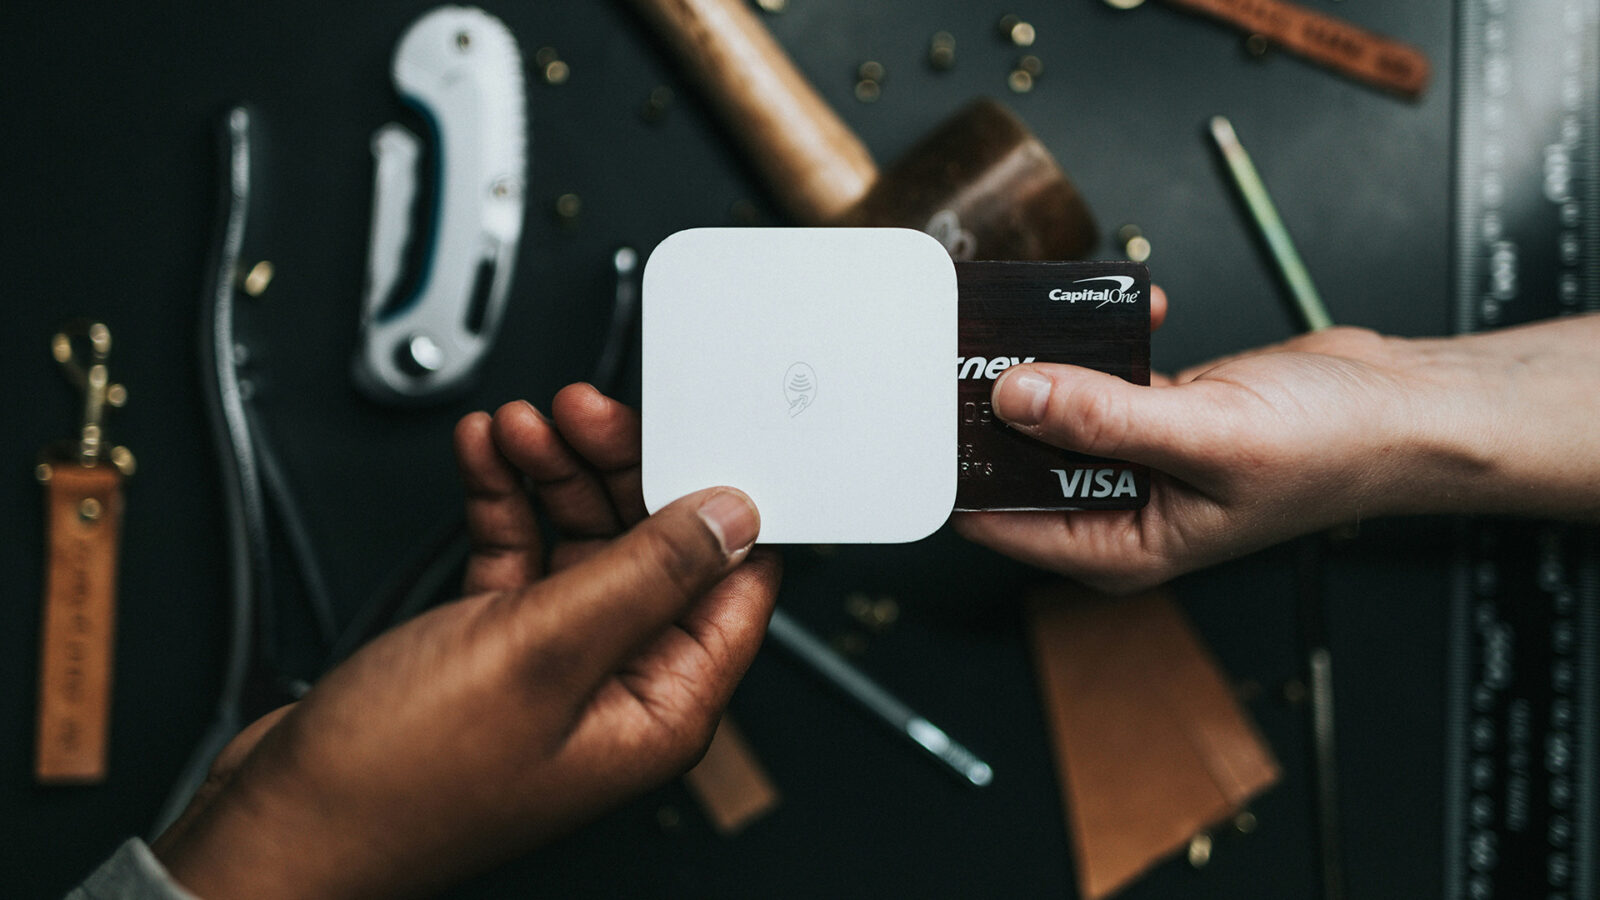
[0,2,1453,896]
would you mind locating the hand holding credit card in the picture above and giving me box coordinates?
[956,261,1152,512]
[957,314,1600,593]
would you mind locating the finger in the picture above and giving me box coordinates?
[952,511,1166,594]
[1150,284,1168,332]
[456,412,544,592]
[548,539,608,573]
[491,400,622,538]
[559,550,781,786]
[953,470,1246,593]
[991,363,1219,478]
[512,487,761,702]
[658,548,781,708]
[549,384,648,526]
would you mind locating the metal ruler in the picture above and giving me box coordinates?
[1446,1,1599,898]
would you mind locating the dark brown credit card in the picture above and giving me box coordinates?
[955,260,1150,511]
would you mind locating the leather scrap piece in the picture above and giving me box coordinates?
[1027,584,1279,899]
[682,716,781,835]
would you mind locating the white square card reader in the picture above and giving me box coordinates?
[642,228,957,544]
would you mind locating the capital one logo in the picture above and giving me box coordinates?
[1048,276,1140,308]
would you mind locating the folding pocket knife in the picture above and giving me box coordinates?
[355,6,527,404]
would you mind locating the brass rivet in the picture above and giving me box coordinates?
[858,60,885,82]
[854,79,881,103]
[535,46,559,68]
[1104,0,1146,9]
[755,0,787,12]
[845,594,900,633]
[543,59,570,85]
[929,32,956,70]
[110,446,137,477]
[79,497,102,522]
[1007,69,1034,93]
[1245,34,1270,57]
[1119,225,1152,263]
[35,463,53,484]
[52,334,72,364]
[1125,235,1152,263]
[89,323,111,352]
[554,193,582,220]
[1187,832,1214,868]
[1234,810,1258,834]
[106,383,128,407]
[242,260,275,297]
[1008,21,1036,47]
[872,598,900,628]
[641,85,675,123]
[1017,55,1043,77]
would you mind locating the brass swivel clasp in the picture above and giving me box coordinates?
[47,321,134,476]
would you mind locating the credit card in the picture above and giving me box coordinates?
[955,260,1150,511]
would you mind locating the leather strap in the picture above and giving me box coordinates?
[1028,584,1279,899]
[1165,0,1431,97]
[36,461,124,784]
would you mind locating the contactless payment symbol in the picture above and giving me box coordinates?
[784,362,817,417]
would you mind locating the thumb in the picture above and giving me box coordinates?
[991,364,1209,476]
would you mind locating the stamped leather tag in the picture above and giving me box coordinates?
[36,461,124,784]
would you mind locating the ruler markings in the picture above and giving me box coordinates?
[1448,0,1599,898]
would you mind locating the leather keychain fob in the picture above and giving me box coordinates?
[35,321,134,784]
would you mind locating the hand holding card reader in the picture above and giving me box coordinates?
[643,229,1149,544]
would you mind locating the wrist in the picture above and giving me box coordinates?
[1379,320,1600,519]
[1362,335,1497,518]
[157,773,364,900]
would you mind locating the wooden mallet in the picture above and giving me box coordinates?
[628,0,1097,260]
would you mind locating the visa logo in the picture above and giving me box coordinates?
[1051,467,1139,499]
[957,356,1036,380]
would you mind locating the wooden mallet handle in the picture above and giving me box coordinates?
[626,0,879,223]
[1166,0,1431,97]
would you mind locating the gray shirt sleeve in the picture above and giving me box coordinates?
[66,838,201,900]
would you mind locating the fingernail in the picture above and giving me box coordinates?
[994,369,1051,426]
[520,399,548,422]
[698,491,759,556]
